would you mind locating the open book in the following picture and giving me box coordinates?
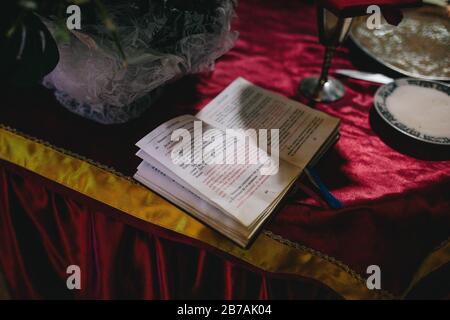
[135,78,340,247]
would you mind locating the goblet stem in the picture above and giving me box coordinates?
[299,7,353,103]
[313,45,336,99]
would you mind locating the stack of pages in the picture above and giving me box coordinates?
[135,78,340,247]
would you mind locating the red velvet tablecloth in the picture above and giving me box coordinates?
[0,0,449,299]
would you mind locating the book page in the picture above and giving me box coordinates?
[195,77,340,169]
[136,115,300,227]
[134,162,253,246]
[136,149,228,211]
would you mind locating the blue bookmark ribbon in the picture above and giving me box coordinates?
[304,167,343,209]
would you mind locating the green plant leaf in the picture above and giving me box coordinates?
[1,13,59,85]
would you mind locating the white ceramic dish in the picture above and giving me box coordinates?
[374,78,450,145]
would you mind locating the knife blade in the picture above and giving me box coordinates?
[335,69,394,85]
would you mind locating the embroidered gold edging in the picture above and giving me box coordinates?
[263,231,395,299]
[2,124,446,299]
[0,124,136,183]
[402,238,450,297]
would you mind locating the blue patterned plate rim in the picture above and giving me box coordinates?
[374,78,450,146]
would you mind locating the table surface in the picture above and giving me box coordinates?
[1,0,449,298]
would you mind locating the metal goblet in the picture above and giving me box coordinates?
[299,6,353,102]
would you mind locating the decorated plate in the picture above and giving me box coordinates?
[350,5,450,81]
[374,78,450,145]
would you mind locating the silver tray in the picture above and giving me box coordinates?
[350,6,450,81]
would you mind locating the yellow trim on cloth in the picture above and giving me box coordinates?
[0,125,448,299]
[402,239,450,298]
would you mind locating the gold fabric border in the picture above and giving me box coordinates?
[0,125,448,299]
[402,239,450,298]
